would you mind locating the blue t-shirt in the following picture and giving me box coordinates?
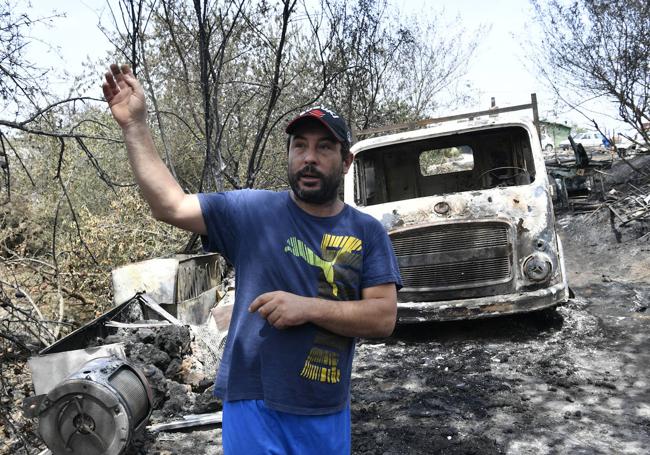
[198,190,402,415]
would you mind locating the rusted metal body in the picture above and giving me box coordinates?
[345,100,569,322]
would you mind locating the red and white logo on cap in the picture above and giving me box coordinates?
[299,106,340,119]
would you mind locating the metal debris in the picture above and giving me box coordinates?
[147,412,223,433]
[606,182,650,226]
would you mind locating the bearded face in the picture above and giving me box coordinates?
[287,120,349,206]
[288,161,344,205]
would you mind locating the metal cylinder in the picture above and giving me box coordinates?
[36,357,152,455]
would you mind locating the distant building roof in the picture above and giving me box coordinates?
[539,119,570,128]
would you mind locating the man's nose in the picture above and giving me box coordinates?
[302,143,318,163]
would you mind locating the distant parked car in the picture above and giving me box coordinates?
[541,135,555,152]
[559,131,606,150]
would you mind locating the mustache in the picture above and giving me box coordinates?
[296,165,325,179]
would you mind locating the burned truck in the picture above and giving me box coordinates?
[344,97,569,322]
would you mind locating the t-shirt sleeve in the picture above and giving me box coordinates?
[361,217,403,291]
[197,191,242,263]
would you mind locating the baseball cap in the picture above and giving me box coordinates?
[286,106,352,147]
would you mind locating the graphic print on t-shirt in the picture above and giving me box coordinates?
[284,233,361,384]
[299,331,350,383]
[284,233,362,300]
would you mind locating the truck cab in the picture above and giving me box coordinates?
[344,101,569,322]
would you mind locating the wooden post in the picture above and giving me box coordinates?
[531,93,542,142]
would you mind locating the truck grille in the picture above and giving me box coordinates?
[390,222,513,290]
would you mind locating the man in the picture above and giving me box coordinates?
[103,64,402,454]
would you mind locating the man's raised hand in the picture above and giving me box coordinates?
[102,64,147,130]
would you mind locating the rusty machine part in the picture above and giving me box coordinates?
[25,357,152,455]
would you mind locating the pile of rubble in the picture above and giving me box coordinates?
[98,324,220,420]
[606,181,650,229]
[551,151,650,224]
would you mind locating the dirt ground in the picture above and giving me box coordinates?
[3,158,650,455]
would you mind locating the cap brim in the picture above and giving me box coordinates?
[286,115,345,143]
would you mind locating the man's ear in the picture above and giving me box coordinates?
[342,153,353,174]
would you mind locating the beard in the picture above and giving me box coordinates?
[288,163,343,205]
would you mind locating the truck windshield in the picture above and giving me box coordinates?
[354,126,536,206]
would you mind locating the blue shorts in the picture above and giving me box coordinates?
[222,399,351,454]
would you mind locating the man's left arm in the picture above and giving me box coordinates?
[248,283,397,338]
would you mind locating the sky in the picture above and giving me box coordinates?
[411,1,543,107]
[26,0,114,94]
[23,0,626,132]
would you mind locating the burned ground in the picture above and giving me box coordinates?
[351,288,650,454]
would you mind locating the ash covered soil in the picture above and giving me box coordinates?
[351,280,650,455]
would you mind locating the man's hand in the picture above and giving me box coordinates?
[100,63,206,234]
[248,284,397,337]
[102,64,147,130]
[249,291,314,330]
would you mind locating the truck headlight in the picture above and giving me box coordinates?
[523,253,552,282]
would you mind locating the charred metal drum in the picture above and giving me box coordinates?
[29,357,152,455]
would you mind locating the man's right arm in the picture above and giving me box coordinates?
[103,64,206,235]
